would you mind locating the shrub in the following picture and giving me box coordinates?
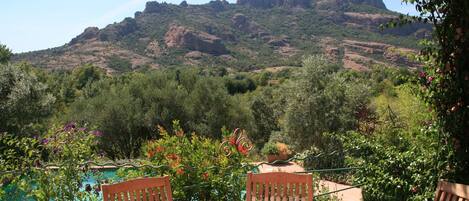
[23,123,101,201]
[342,128,450,201]
[261,142,279,155]
[124,121,253,201]
[261,142,292,156]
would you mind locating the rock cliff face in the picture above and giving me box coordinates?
[237,0,311,8]
[144,1,170,13]
[164,25,228,55]
[98,18,138,41]
[70,27,99,45]
[238,0,386,9]
[349,0,386,9]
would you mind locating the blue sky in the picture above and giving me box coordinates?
[0,0,418,53]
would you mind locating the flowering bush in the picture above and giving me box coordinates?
[24,122,102,201]
[134,121,253,201]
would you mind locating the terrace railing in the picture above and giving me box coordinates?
[0,150,364,200]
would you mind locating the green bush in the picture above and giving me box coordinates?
[67,70,254,159]
[24,123,100,201]
[342,126,450,201]
[283,55,370,150]
[120,121,252,201]
[0,63,55,135]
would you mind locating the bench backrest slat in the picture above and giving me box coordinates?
[246,172,313,201]
[102,176,173,201]
[434,180,469,201]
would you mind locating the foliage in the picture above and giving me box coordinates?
[339,82,447,200]
[400,0,469,181]
[124,121,252,201]
[249,96,279,146]
[107,55,132,72]
[0,43,12,64]
[0,133,41,199]
[261,142,291,157]
[0,123,101,201]
[342,128,450,201]
[283,55,370,150]
[69,64,106,91]
[67,69,253,159]
[22,123,100,201]
[224,74,257,95]
[261,142,279,155]
[0,63,55,135]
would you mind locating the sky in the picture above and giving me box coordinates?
[0,0,418,53]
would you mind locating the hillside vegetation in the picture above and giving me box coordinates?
[14,0,429,72]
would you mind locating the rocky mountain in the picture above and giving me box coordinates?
[14,0,430,72]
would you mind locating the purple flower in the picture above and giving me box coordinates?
[42,138,49,145]
[78,127,87,132]
[91,130,103,137]
[63,122,77,131]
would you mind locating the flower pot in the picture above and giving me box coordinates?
[266,154,289,163]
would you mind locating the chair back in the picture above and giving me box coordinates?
[434,180,469,201]
[246,172,313,201]
[102,176,173,201]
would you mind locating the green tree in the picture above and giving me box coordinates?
[401,0,469,181]
[250,96,279,146]
[67,70,253,158]
[0,43,12,64]
[283,55,370,150]
[0,63,55,135]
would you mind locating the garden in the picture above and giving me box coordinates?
[1,0,468,200]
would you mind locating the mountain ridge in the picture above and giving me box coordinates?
[14,0,429,72]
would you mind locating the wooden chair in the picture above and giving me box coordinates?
[434,180,469,201]
[246,172,313,201]
[102,176,173,201]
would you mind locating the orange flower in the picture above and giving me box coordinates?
[147,150,156,158]
[176,168,185,175]
[166,153,180,161]
[176,130,184,137]
[155,146,165,153]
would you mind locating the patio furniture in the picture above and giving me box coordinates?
[246,172,313,201]
[102,176,173,201]
[434,180,469,201]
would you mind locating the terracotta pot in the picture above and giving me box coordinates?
[266,154,289,163]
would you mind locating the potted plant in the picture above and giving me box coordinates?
[261,142,292,163]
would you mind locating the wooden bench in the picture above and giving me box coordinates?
[246,172,313,201]
[434,180,469,201]
[102,176,173,201]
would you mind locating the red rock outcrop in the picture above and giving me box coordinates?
[164,25,228,55]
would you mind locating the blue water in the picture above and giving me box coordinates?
[3,168,254,200]
[2,169,120,201]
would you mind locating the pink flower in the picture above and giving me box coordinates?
[418,71,426,78]
[427,76,434,83]
[91,130,103,137]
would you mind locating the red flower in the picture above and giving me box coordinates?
[229,136,237,145]
[237,143,249,155]
[202,172,209,180]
